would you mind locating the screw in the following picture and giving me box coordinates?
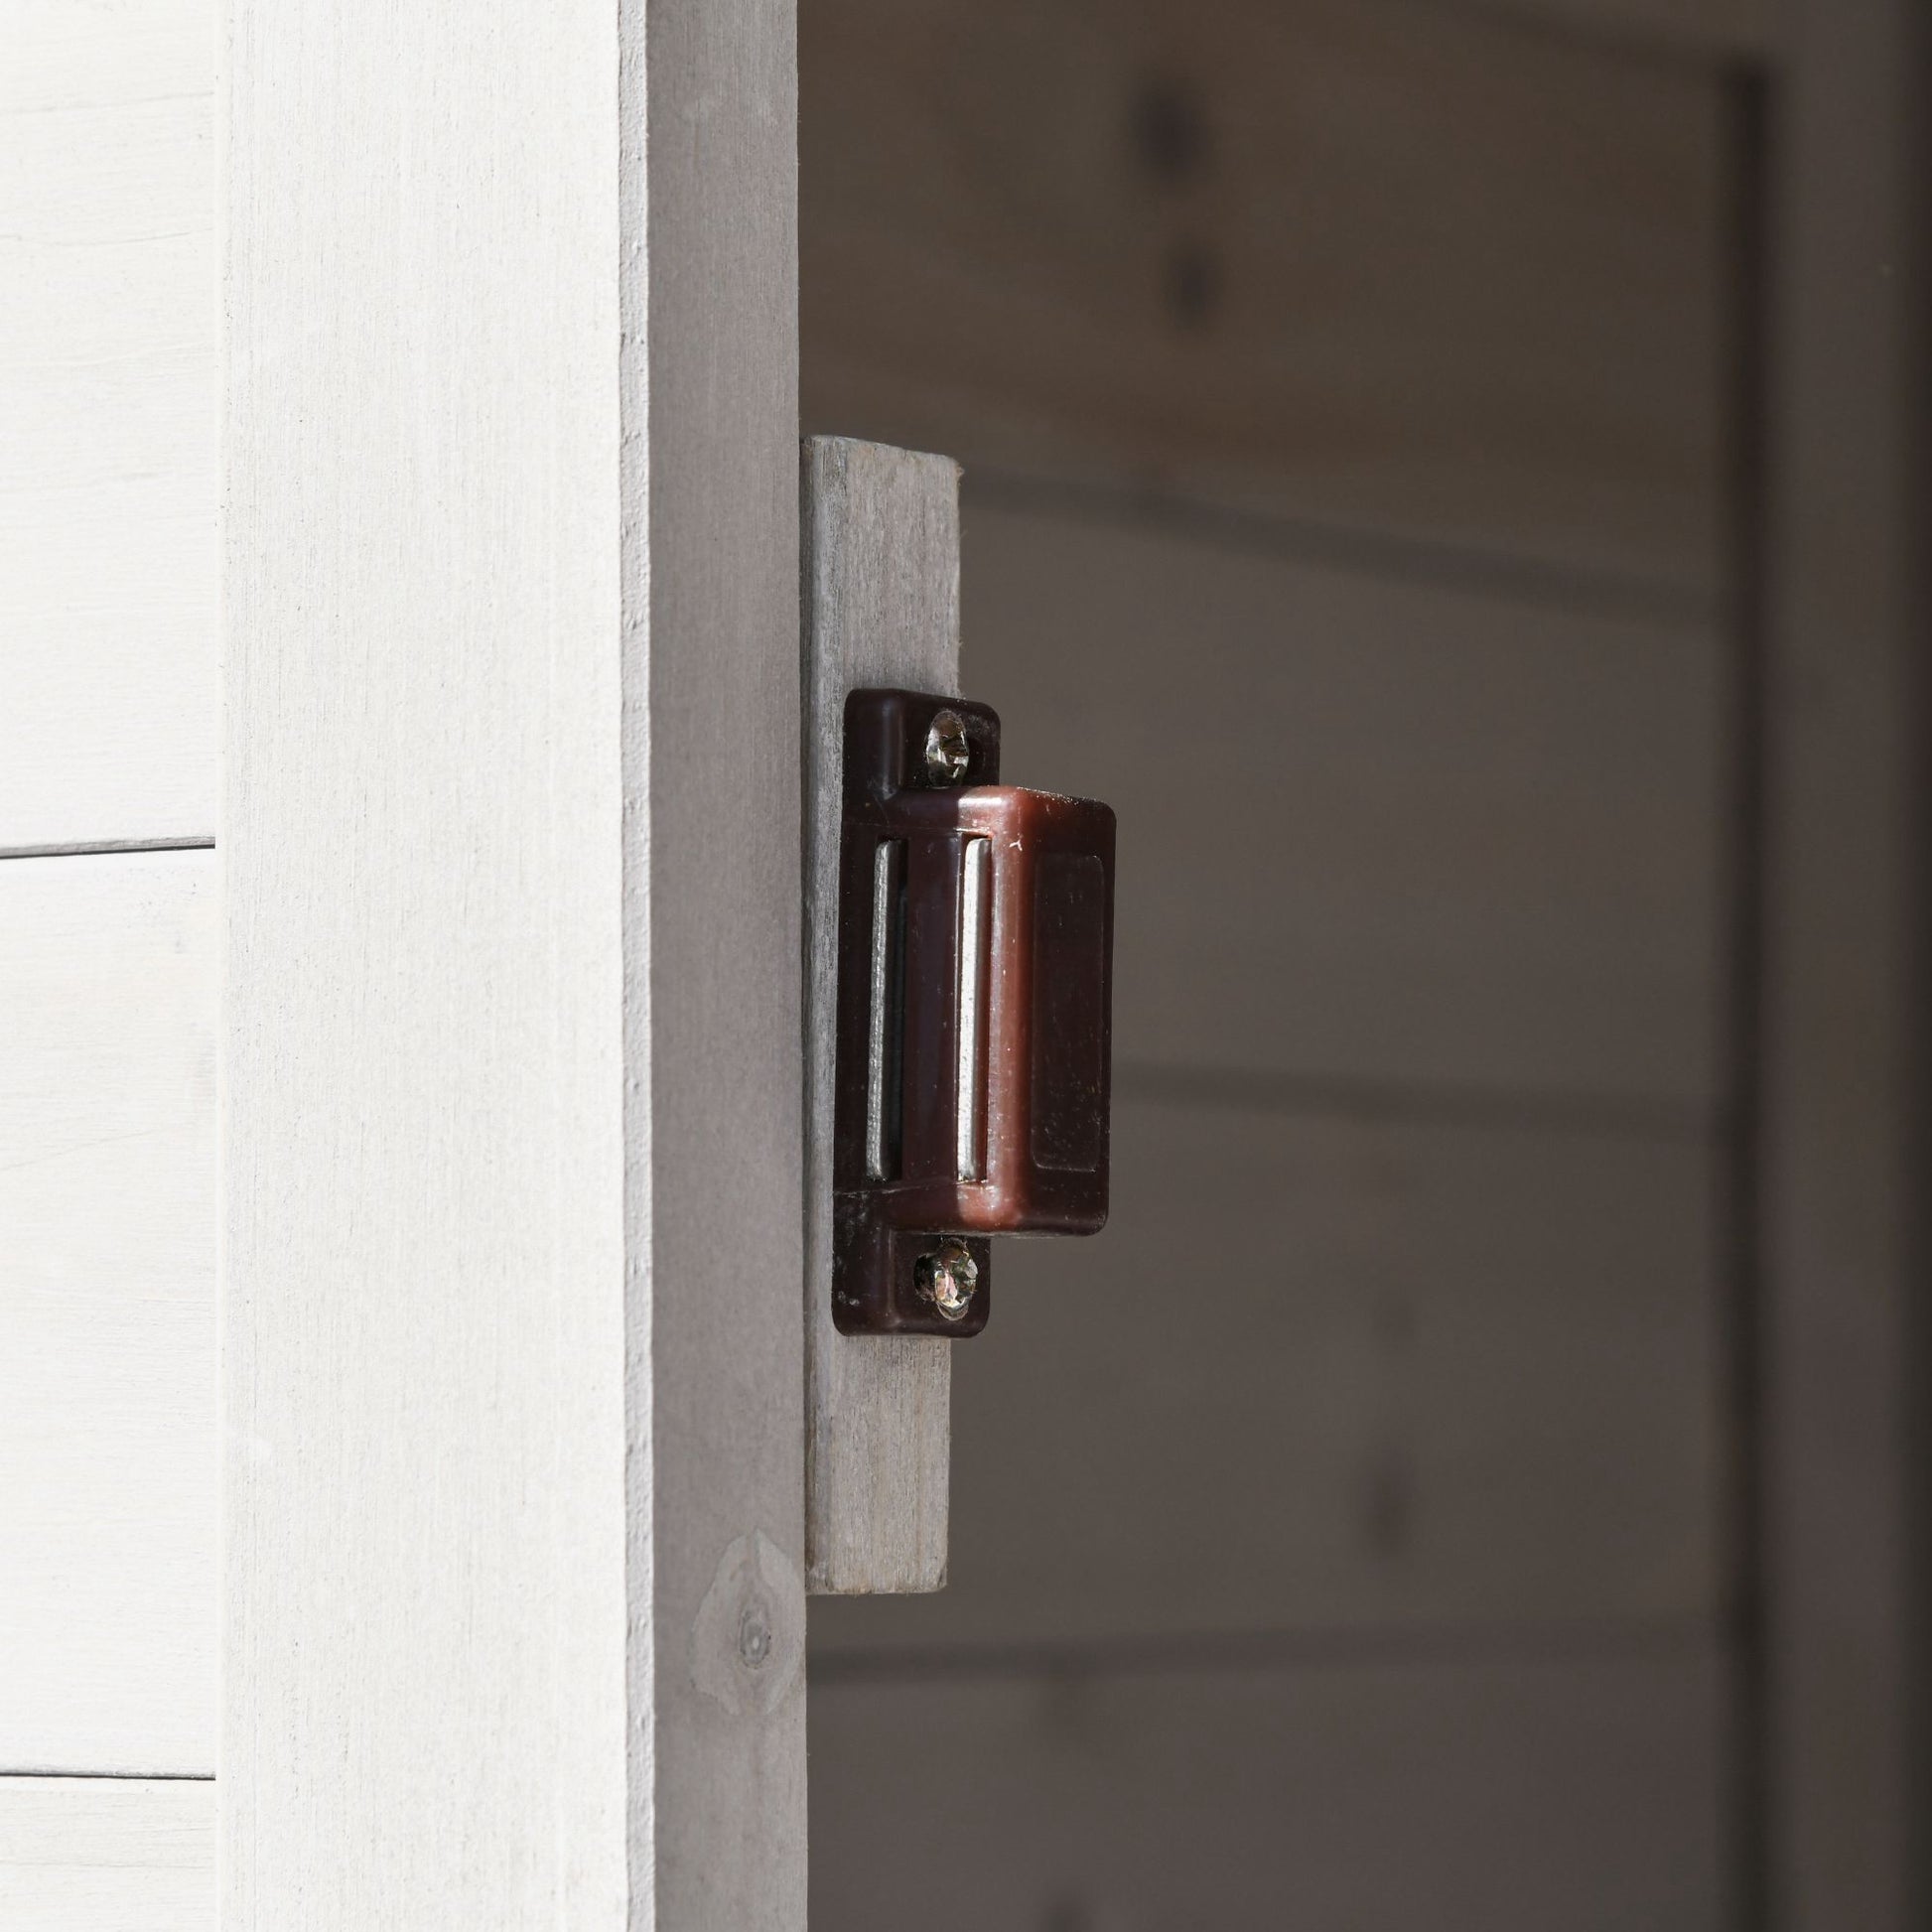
[923,709,971,785]
[915,1240,979,1320]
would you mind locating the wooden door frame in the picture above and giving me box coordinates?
[1760,0,1930,1922]
[221,0,804,1921]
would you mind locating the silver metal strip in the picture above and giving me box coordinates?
[956,836,991,1180]
[865,839,897,1179]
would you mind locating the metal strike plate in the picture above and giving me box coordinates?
[832,688,1116,1337]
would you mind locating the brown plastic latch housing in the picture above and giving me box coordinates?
[832,688,1116,1337]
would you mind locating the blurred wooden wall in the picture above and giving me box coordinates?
[802,0,1767,1922]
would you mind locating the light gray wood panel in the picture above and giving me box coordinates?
[0,1777,211,1929]
[1763,0,1926,1921]
[811,1646,1729,1928]
[224,0,803,1921]
[0,0,216,850]
[963,499,1725,1108]
[812,1094,1720,1653]
[803,438,957,1593]
[641,1,806,1913]
[0,851,214,1775]
[801,0,1728,593]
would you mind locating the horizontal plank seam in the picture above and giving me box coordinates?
[965,468,1720,629]
[0,1770,215,1783]
[1114,1058,1719,1142]
[0,837,214,862]
[811,1615,1722,1685]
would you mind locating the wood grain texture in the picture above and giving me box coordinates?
[961,498,1725,1110]
[812,1093,1721,1654]
[811,1646,1729,1928]
[642,3,804,1915]
[0,1776,211,1929]
[224,0,802,1922]
[801,0,1727,594]
[1761,0,1927,1920]
[0,0,216,851]
[0,852,214,1776]
[802,438,957,1593]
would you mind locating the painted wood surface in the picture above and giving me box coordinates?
[224,0,803,1922]
[0,1777,212,1930]
[1761,0,1926,1920]
[0,851,214,1776]
[801,0,1729,594]
[813,1094,1720,1654]
[0,0,217,853]
[802,438,956,1593]
[811,1646,1728,1928]
[962,498,1725,1110]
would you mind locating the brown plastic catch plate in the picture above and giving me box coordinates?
[832,688,1115,1337]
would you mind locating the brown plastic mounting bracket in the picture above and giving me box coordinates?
[832,688,1116,1337]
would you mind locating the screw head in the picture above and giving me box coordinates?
[923,709,972,785]
[915,1240,979,1321]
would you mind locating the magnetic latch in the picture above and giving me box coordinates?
[831,688,1116,1337]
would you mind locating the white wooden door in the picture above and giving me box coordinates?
[5,0,810,1920]
[3,0,219,1918]
[223,0,806,1922]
